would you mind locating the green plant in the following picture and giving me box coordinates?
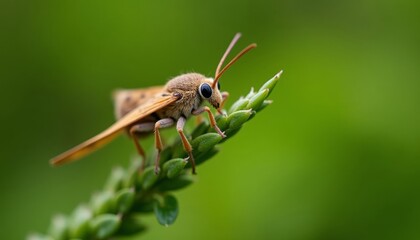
[28,71,282,240]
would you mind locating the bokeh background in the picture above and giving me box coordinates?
[1,0,420,239]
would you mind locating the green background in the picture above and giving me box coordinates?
[1,0,420,239]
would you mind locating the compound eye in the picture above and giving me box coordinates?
[217,82,221,90]
[199,83,213,99]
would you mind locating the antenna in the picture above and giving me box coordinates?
[212,33,257,88]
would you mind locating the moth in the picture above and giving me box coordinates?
[51,33,256,174]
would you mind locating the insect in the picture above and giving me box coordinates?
[50,33,256,174]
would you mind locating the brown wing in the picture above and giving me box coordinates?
[50,93,178,166]
[113,86,165,119]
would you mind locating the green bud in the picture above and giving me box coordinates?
[245,87,255,99]
[163,158,188,179]
[259,71,281,96]
[140,166,159,190]
[105,167,126,192]
[256,99,272,112]
[91,191,115,215]
[215,114,228,131]
[157,174,194,191]
[47,214,68,240]
[228,97,250,113]
[117,215,147,236]
[90,214,121,239]
[153,194,178,226]
[191,121,210,139]
[68,205,92,239]
[246,88,269,111]
[227,109,253,130]
[191,133,222,155]
[115,188,135,214]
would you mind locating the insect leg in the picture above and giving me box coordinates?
[220,91,229,110]
[154,118,175,174]
[176,116,196,174]
[130,122,155,169]
[192,107,226,138]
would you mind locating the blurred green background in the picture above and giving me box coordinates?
[1,0,420,239]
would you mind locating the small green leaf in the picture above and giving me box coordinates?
[227,109,253,130]
[115,188,135,214]
[91,191,115,215]
[90,214,121,239]
[47,214,68,240]
[117,215,147,236]
[258,71,281,96]
[229,97,250,113]
[246,88,269,111]
[156,174,194,191]
[153,195,179,226]
[163,158,188,179]
[140,166,159,190]
[68,205,92,239]
[105,167,126,192]
[191,133,222,155]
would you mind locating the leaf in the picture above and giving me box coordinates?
[105,167,126,192]
[163,158,188,179]
[47,214,68,240]
[246,88,269,111]
[117,215,147,236]
[215,114,228,131]
[140,166,159,190]
[227,109,253,130]
[191,133,222,155]
[90,191,115,215]
[115,188,135,214]
[153,195,179,226]
[90,214,121,239]
[228,97,250,113]
[258,70,282,97]
[256,100,272,112]
[68,205,92,239]
[156,174,194,192]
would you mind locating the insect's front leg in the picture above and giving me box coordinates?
[192,107,227,138]
[153,118,175,174]
[220,91,229,110]
[176,116,196,174]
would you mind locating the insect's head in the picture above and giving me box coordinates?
[209,33,257,111]
[198,78,223,109]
